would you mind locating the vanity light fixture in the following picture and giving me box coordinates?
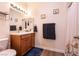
[10,3,27,15]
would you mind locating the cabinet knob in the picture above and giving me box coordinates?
[74,36,79,39]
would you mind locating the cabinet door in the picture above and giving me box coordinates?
[31,33,35,47]
[21,36,32,55]
[10,35,21,55]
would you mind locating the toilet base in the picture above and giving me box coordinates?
[0,49,16,56]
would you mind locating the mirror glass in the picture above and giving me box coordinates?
[9,8,34,33]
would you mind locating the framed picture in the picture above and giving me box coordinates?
[53,9,59,14]
[41,14,46,19]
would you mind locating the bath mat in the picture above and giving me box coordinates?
[24,47,43,56]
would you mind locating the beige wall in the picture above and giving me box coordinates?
[27,2,67,53]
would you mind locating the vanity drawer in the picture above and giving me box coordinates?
[21,34,31,39]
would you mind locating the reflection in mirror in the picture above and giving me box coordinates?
[25,21,27,29]
[22,18,34,32]
[10,3,34,33]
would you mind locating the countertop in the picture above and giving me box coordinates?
[10,31,34,35]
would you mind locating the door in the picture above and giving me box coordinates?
[65,2,79,56]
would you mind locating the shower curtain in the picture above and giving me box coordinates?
[65,38,78,56]
[65,2,79,56]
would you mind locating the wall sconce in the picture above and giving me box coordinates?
[10,3,27,15]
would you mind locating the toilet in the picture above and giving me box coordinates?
[0,38,16,56]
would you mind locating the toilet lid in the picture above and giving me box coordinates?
[0,49,16,56]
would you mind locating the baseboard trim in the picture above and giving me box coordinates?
[35,46,64,53]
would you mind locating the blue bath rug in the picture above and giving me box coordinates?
[24,47,43,56]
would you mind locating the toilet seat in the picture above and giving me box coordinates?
[0,49,16,56]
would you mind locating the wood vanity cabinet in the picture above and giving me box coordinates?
[10,33,35,56]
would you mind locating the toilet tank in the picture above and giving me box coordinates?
[0,38,9,50]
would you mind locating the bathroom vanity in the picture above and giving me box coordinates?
[10,32,35,56]
[9,3,35,56]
